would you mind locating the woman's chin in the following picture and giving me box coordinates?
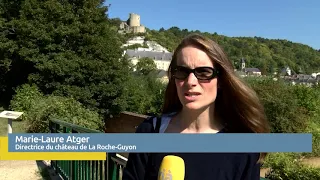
[182,101,214,111]
[182,102,202,110]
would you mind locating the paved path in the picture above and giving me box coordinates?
[1,158,319,179]
[301,157,320,168]
[0,160,41,180]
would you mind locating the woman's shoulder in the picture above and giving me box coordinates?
[135,112,177,133]
[134,116,155,133]
[209,152,260,164]
[228,152,260,165]
[239,153,261,165]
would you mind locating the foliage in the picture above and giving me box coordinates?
[262,153,300,169]
[293,85,320,117]
[144,75,167,115]
[10,84,103,133]
[146,27,320,74]
[120,74,166,115]
[135,57,157,75]
[292,84,320,157]
[0,0,131,118]
[244,77,320,157]
[9,84,43,113]
[245,77,309,133]
[302,120,320,157]
[264,153,320,180]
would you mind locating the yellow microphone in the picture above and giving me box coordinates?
[158,155,185,180]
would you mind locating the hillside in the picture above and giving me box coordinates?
[146,27,320,75]
[119,26,320,75]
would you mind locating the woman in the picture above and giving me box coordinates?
[122,34,270,180]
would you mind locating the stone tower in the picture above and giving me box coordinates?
[129,13,140,27]
[240,57,246,71]
[119,13,146,34]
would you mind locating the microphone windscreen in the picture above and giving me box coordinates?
[158,155,185,180]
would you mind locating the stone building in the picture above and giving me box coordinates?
[119,13,146,34]
[235,57,262,76]
[124,49,172,71]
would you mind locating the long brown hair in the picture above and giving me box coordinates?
[162,33,270,163]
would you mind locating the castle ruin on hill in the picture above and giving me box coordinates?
[118,13,146,34]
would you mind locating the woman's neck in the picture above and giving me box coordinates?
[176,105,223,133]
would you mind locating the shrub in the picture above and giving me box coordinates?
[292,85,320,157]
[266,164,320,180]
[302,120,320,157]
[292,85,320,117]
[10,84,43,117]
[262,153,301,168]
[245,78,309,133]
[263,153,320,180]
[121,74,166,115]
[10,84,103,133]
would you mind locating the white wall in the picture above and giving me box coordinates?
[129,57,171,71]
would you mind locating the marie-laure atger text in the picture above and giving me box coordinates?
[16,135,89,145]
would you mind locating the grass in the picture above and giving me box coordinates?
[0,117,27,136]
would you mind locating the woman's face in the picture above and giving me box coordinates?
[175,46,218,111]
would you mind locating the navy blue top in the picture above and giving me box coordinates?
[122,115,261,180]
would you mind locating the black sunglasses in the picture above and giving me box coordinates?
[171,66,219,80]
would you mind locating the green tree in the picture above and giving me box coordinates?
[10,84,104,133]
[120,74,166,115]
[0,0,131,118]
[245,77,309,133]
[147,28,320,73]
[0,0,26,106]
[144,75,166,115]
[120,74,153,114]
[135,57,157,75]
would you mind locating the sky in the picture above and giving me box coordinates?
[104,0,320,50]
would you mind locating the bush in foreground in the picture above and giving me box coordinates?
[10,84,103,133]
[263,153,320,180]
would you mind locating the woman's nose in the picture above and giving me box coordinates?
[186,72,198,86]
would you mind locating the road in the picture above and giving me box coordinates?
[0,160,41,180]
